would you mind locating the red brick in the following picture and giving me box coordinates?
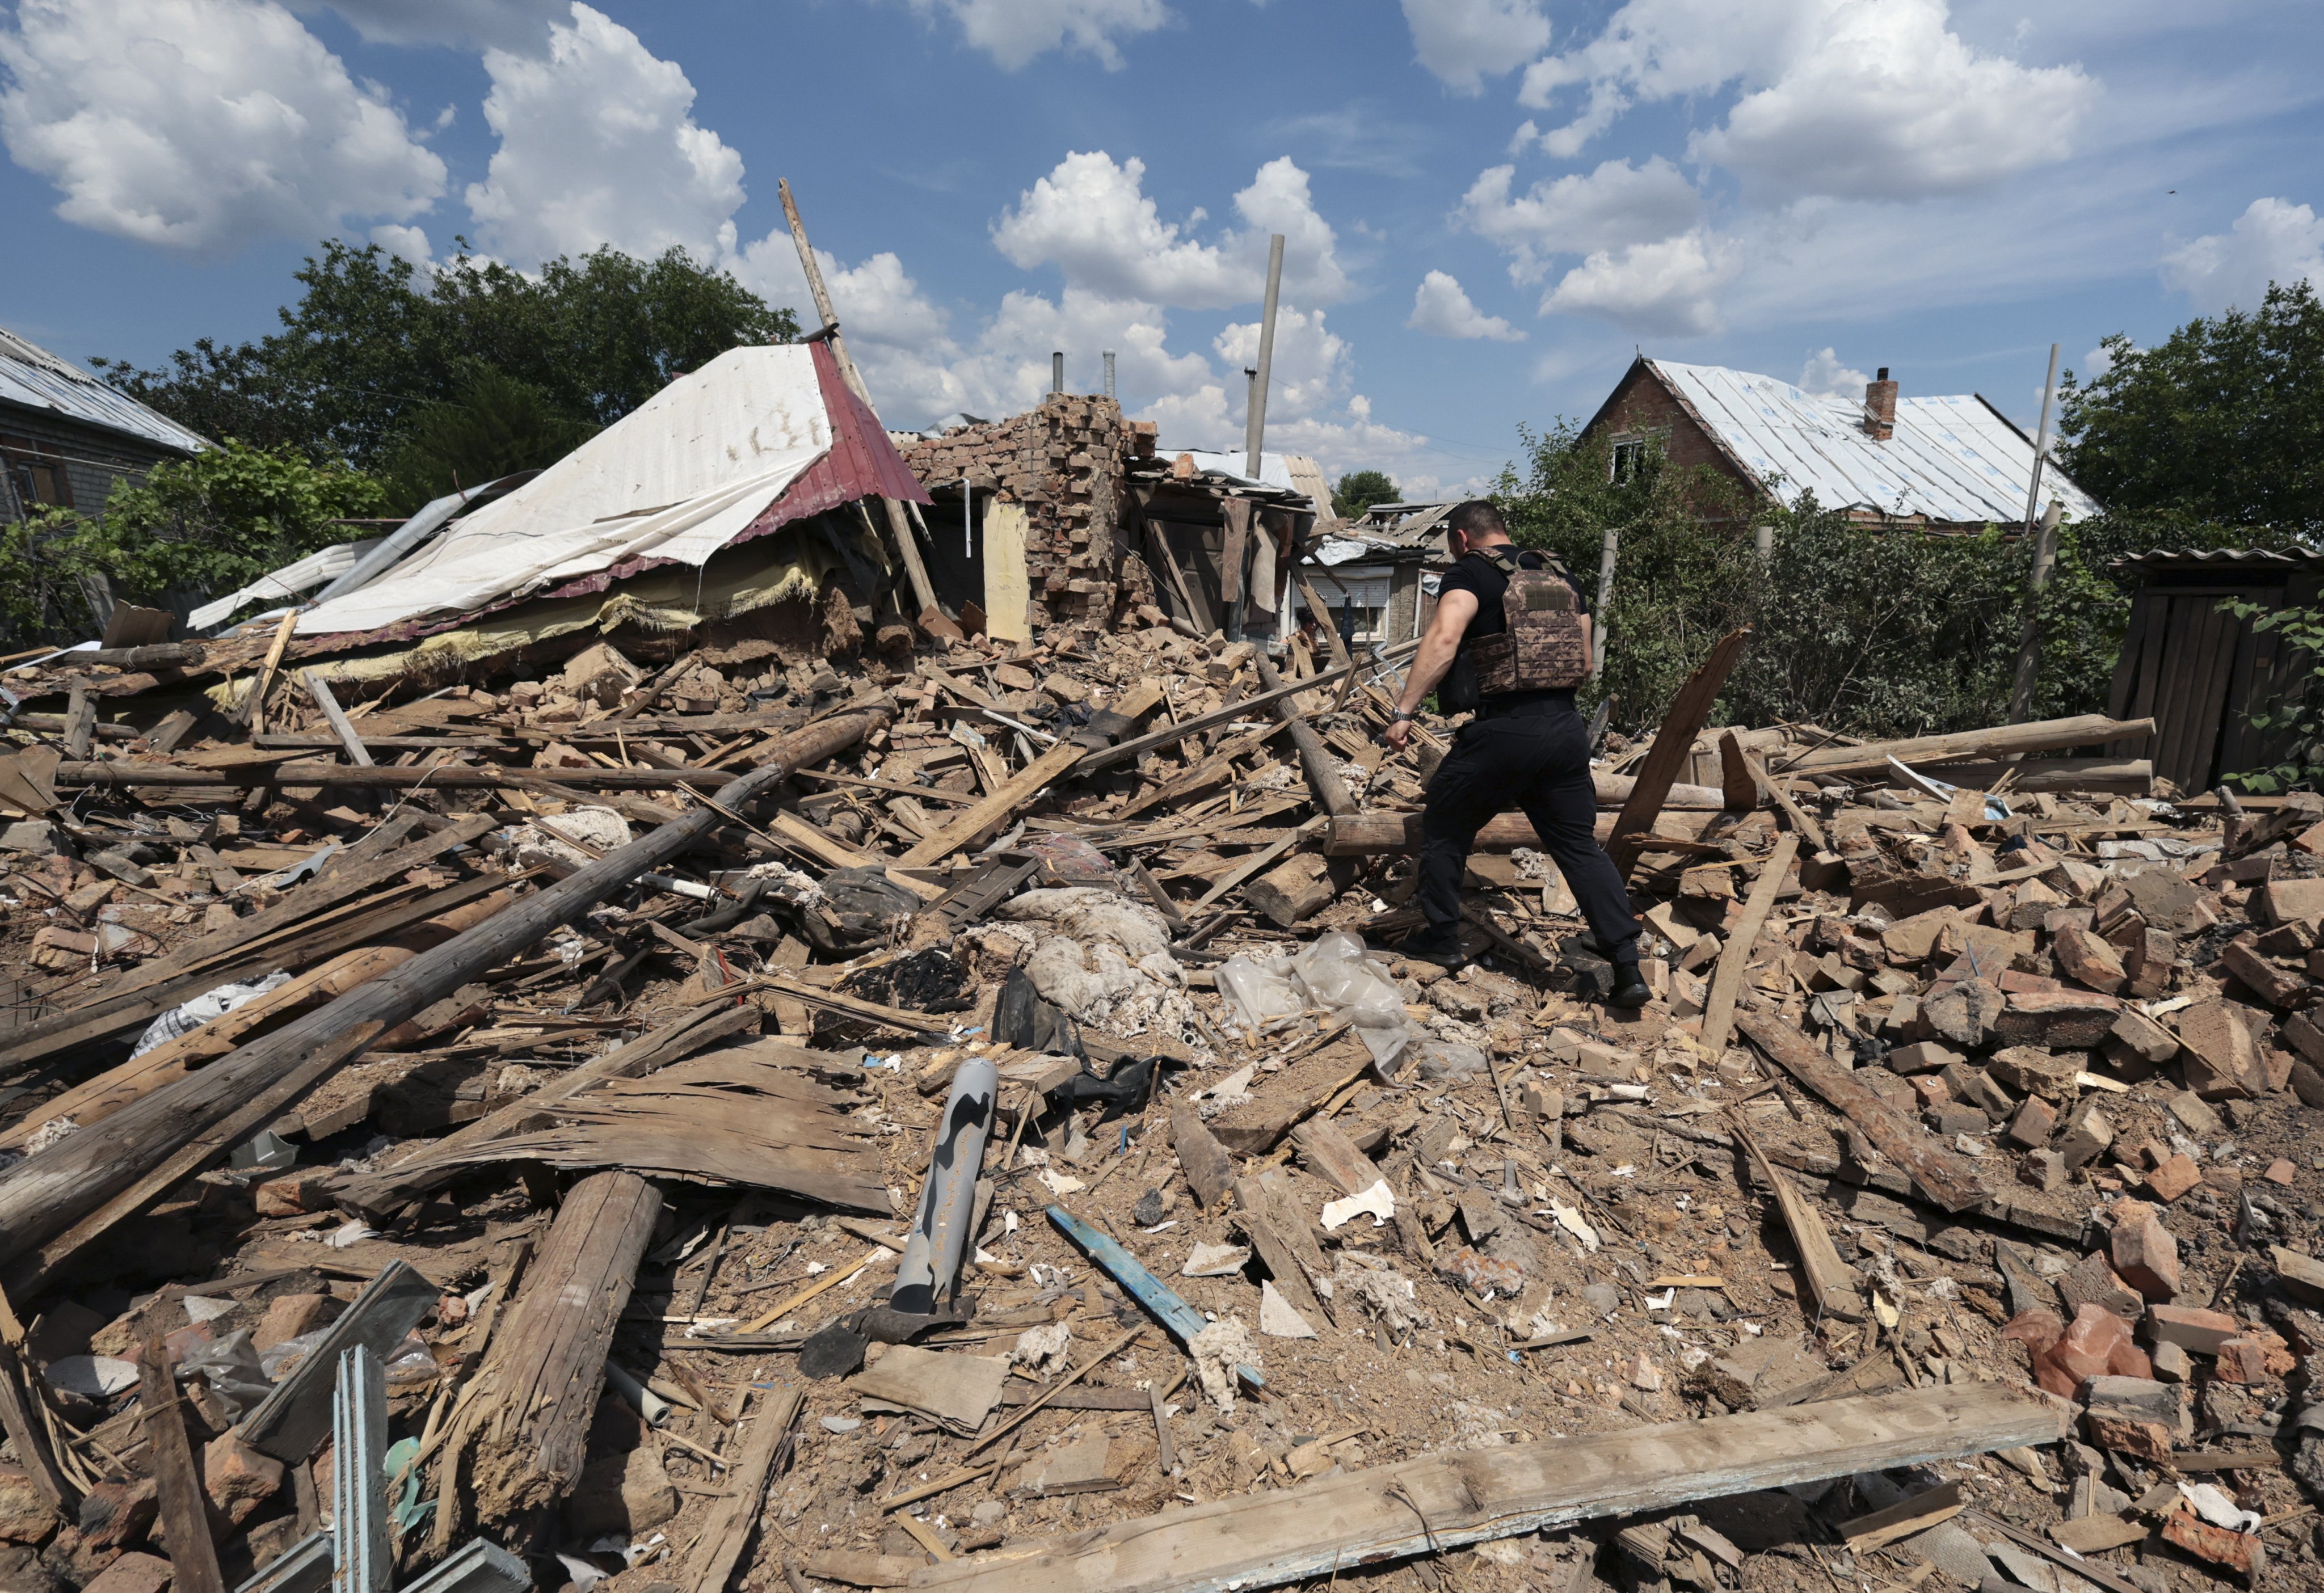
[2162,1507,2258,1574]
[203,1432,284,1528]
[2146,1153,2202,1202]
[2085,1413,2173,1460]
[2148,1304,2242,1354]
[2213,1338,2273,1384]
[0,1468,58,1544]
[2110,1209,2180,1301]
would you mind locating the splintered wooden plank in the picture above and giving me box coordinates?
[1608,629,1752,875]
[1736,1012,1992,1212]
[909,1385,2054,1593]
[1698,833,1797,1057]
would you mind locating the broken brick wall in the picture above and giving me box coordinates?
[899,395,1159,635]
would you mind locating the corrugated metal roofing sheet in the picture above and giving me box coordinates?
[0,326,208,456]
[2115,547,2324,567]
[1652,360,2101,527]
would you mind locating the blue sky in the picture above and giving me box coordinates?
[2,0,2319,497]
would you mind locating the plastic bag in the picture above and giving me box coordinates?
[1290,933,1415,1069]
[130,973,291,1057]
[1290,933,1407,1030]
[1214,955,1304,1035]
[1411,1041,1488,1080]
[258,1326,330,1384]
[178,1329,272,1419]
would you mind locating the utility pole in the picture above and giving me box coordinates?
[2007,343,2063,723]
[1244,234,1285,479]
[1102,350,1116,401]
[778,179,948,632]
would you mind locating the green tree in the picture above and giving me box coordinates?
[2059,280,2324,542]
[94,240,798,469]
[1331,469,1400,520]
[377,367,600,512]
[1,441,386,643]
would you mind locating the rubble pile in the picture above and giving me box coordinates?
[0,613,2318,1593]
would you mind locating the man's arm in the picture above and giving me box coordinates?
[1385,588,1476,751]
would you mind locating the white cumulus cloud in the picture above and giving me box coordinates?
[1400,0,1551,95]
[1542,230,1728,336]
[464,5,744,266]
[0,0,444,254]
[1521,0,2094,200]
[2161,197,2324,314]
[1458,157,1702,281]
[1409,271,1524,340]
[1797,346,1870,397]
[991,150,1348,309]
[906,0,1169,70]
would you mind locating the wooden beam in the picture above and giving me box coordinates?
[235,610,301,731]
[1725,1109,1864,1322]
[685,1386,802,1591]
[298,669,373,766]
[1251,651,1354,816]
[1735,1012,1992,1212]
[1775,714,2154,778]
[910,1386,2054,1593]
[1698,833,1797,1057]
[1607,628,1752,874]
[1726,732,1826,851]
[141,1340,226,1593]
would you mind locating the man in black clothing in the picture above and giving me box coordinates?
[1382,500,1647,1006]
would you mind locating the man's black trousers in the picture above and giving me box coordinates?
[1415,699,1639,958]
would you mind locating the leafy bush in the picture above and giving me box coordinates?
[2221,600,2324,793]
[0,441,384,645]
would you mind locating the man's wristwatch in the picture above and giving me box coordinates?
[1390,710,1416,723]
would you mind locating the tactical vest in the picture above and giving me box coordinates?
[1466,546,1588,694]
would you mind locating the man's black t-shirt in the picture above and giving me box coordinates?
[1437,545,1588,713]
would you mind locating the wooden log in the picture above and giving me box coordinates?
[76,642,209,669]
[1776,715,2154,778]
[62,682,94,760]
[1735,1012,1992,1213]
[0,711,885,1273]
[1608,629,1752,874]
[908,1385,2054,1593]
[1323,810,1724,856]
[468,1172,661,1522]
[1717,730,1757,811]
[0,1331,71,1513]
[332,1002,761,1216]
[55,760,816,791]
[1229,1175,1326,1326]
[1245,852,1336,928]
[1902,757,2153,795]
[1169,1107,1235,1209]
[1698,834,1798,1057]
[140,1339,226,1593]
[1252,651,1355,816]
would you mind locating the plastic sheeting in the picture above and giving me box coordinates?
[1215,932,1416,1069]
[296,345,835,637]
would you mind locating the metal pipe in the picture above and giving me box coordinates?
[1244,233,1285,479]
[1102,349,1116,400]
[890,1055,997,1313]
[1052,352,1064,395]
[333,1346,388,1593]
[962,477,972,560]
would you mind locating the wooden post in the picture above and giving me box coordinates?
[1591,526,1618,680]
[0,710,886,1271]
[2008,498,2065,724]
[777,178,946,631]
[141,1339,226,1593]
[1251,651,1354,816]
[1244,234,1285,480]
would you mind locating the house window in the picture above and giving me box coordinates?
[7,456,66,510]
[1610,436,1648,484]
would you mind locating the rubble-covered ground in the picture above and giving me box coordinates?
[0,617,2320,1593]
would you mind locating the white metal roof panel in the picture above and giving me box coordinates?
[0,326,208,456]
[1651,360,2100,526]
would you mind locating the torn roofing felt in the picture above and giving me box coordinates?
[293,339,930,641]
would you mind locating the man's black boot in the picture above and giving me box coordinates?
[1400,924,1469,970]
[1606,958,1651,1009]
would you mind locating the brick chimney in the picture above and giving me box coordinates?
[1863,367,1897,441]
